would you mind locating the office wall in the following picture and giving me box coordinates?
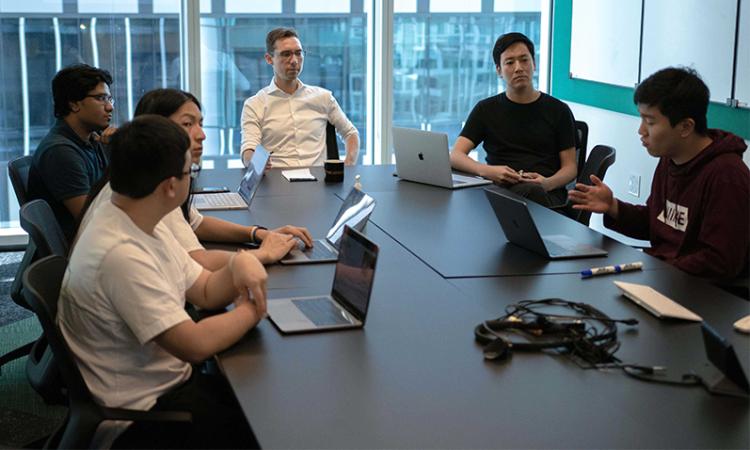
[550,0,750,139]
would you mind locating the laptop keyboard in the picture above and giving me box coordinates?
[292,297,351,326]
[196,192,245,207]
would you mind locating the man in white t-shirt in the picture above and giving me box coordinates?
[240,27,360,168]
[58,115,264,448]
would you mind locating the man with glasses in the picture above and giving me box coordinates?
[240,27,360,168]
[28,63,115,237]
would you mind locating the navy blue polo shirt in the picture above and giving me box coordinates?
[27,119,108,237]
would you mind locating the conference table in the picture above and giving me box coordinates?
[196,160,749,449]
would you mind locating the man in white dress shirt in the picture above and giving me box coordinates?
[240,27,360,168]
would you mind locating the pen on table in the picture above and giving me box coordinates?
[581,261,643,279]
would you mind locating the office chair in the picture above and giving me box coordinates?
[19,199,70,404]
[1,156,37,375]
[573,121,589,186]
[553,144,617,226]
[7,155,36,307]
[326,121,340,160]
[22,255,192,449]
[8,155,33,205]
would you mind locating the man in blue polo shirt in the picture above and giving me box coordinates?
[28,64,114,237]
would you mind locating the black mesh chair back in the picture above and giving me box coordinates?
[2,157,38,378]
[7,154,36,306]
[572,145,617,225]
[19,200,69,405]
[22,256,191,448]
[574,121,589,180]
[326,121,340,160]
[20,199,69,259]
[7,155,33,206]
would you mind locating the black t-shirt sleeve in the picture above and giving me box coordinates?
[459,101,487,147]
[38,144,93,201]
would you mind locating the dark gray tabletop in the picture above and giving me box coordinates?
[363,183,671,277]
[205,163,749,449]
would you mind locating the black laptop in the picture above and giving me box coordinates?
[484,188,608,259]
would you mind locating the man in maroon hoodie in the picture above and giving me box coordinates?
[568,67,749,282]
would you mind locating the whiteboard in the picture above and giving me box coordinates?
[570,0,642,87]
[641,0,737,104]
[735,0,750,107]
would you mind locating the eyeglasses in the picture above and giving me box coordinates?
[182,163,201,179]
[274,49,306,61]
[85,94,115,105]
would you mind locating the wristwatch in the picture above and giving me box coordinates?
[250,226,267,244]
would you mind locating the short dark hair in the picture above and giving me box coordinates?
[634,67,709,135]
[109,115,190,199]
[492,32,535,67]
[266,27,299,54]
[52,64,113,118]
[134,88,202,118]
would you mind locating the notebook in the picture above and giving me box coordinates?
[392,127,492,189]
[614,281,702,321]
[192,147,269,210]
[484,188,608,259]
[268,226,379,334]
[280,187,376,265]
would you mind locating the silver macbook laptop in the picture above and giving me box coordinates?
[392,127,492,189]
[484,188,608,259]
[192,147,269,210]
[280,187,376,265]
[614,281,702,322]
[268,226,379,334]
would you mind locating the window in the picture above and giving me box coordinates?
[0,0,550,237]
[392,1,548,161]
[0,2,180,228]
[199,4,369,163]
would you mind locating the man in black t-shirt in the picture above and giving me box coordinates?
[450,32,576,206]
[28,64,115,237]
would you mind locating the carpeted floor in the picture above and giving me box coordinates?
[0,251,65,448]
[0,252,32,327]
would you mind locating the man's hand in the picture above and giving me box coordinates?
[230,252,268,319]
[257,225,313,248]
[94,126,118,145]
[518,171,550,191]
[567,175,618,218]
[481,165,522,184]
[255,232,297,264]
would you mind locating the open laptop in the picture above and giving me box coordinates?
[484,188,608,259]
[192,147,269,211]
[392,127,492,189]
[613,281,702,321]
[280,187,376,265]
[268,226,379,334]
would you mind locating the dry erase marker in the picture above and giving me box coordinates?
[581,261,643,279]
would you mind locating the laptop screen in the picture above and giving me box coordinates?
[238,146,269,204]
[331,226,379,321]
[325,188,376,247]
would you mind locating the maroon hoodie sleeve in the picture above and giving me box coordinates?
[671,169,749,281]
[603,199,651,240]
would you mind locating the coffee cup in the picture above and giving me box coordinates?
[324,159,344,182]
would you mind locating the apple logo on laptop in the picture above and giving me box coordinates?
[418,152,424,160]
